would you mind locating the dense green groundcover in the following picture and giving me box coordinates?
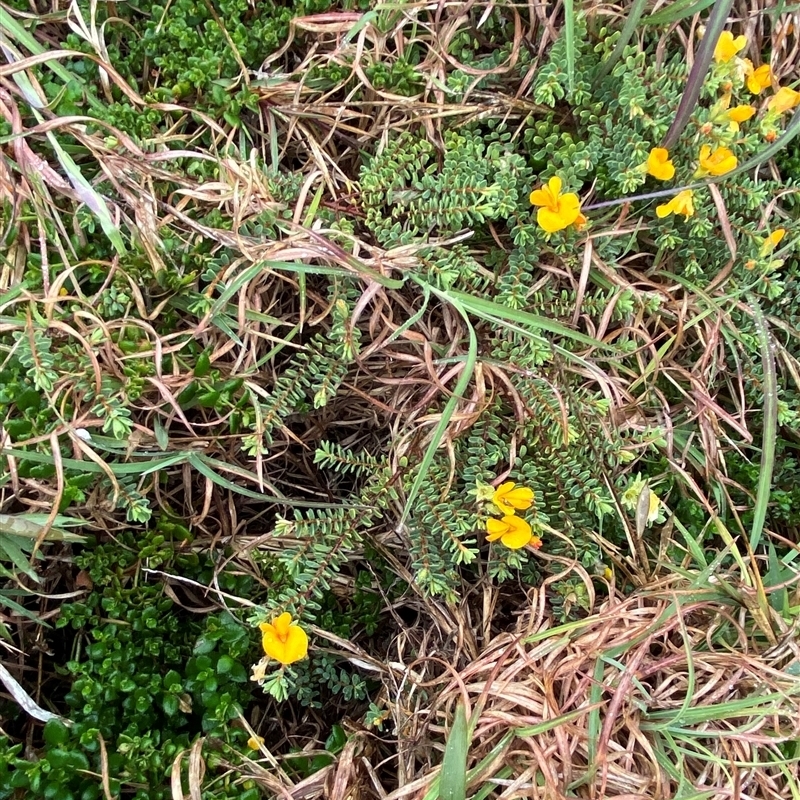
[0,524,387,798]
[2,0,800,796]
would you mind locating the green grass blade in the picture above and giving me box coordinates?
[662,0,735,149]
[399,289,478,526]
[439,702,468,800]
[448,290,614,350]
[1,447,187,475]
[749,299,777,551]
[586,658,605,767]
[0,590,47,624]
[644,0,716,25]
[41,124,127,256]
[385,285,430,346]
[189,454,352,509]
[514,704,602,737]
[0,8,88,91]
[0,534,40,582]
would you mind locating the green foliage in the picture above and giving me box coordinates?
[0,532,256,798]
[5,10,800,796]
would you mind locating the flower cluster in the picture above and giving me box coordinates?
[530,29,800,230]
[644,30,800,220]
[476,480,541,550]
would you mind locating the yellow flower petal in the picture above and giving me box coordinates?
[260,613,309,665]
[247,735,265,750]
[530,177,584,233]
[537,206,571,233]
[695,145,737,177]
[768,86,800,114]
[656,190,695,220]
[492,482,534,514]
[557,192,581,220]
[727,105,755,123]
[759,228,786,256]
[746,63,772,94]
[529,187,553,206]
[714,31,746,63]
[485,517,508,542]
[485,516,534,549]
[547,175,563,197]
[273,612,292,638]
[500,522,533,549]
[646,147,675,181]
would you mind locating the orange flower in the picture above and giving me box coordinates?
[695,145,737,178]
[485,515,539,550]
[768,86,800,114]
[492,482,534,515]
[714,31,746,63]
[656,190,695,220]
[645,148,675,181]
[259,613,308,666]
[529,176,584,233]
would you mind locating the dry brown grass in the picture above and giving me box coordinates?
[232,575,800,800]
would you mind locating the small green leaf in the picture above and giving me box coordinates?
[193,635,216,655]
[43,719,70,747]
[216,655,235,675]
[162,694,180,716]
[194,352,212,378]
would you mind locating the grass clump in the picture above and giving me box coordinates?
[1,0,800,797]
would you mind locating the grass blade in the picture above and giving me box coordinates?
[662,0,735,149]
[399,289,478,526]
[439,702,468,800]
[643,0,717,25]
[749,299,777,551]
[448,290,614,350]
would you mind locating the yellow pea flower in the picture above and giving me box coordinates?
[656,190,695,219]
[485,515,540,550]
[714,31,747,63]
[645,148,675,181]
[694,145,737,178]
[759,228,786,257]
[247,735,265,750]
[492,481,534,515]
[768,86,800,114]
[529,176,584,233]
[259,612,308,666]
[727,105,755,123]
[745,62,772,94]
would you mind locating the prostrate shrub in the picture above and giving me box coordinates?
[1,1,799,797]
